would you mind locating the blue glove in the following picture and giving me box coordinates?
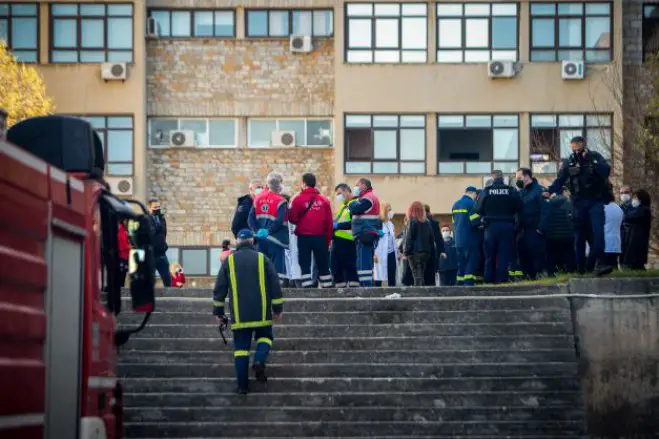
[377,229,384,237]
[256,229,269,239]
[333,222,339,230]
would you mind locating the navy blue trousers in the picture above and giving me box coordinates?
[573,199,605,273]
[331,238,359,287]
[233,326,273,391]
[484,222,514,284]
[257,239,286,282]
[518,228,546,279]
[356,240,376,286]
[456,246,479,285]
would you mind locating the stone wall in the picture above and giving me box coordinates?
[147,39,334,117]
[148,147,334,246]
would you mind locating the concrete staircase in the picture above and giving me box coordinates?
[119,286,588,438]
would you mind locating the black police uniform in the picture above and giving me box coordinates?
[474,178,523,284]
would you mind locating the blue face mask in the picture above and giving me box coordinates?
[254,188,263,195]
[352,187,361,197]
[336,194,345,203]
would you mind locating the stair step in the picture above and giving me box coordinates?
[123,335,576,351]
[123,391,583,409]
[118,309,571,325]
[119,349,578,365]
[122,377,581,393]
[124,420,587,437]
[124,406,586,423]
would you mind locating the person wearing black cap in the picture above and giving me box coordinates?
[546,136,612,275]
[451,186,481,286]
[212,229,284,394]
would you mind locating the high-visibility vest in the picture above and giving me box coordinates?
[334,199,357,241]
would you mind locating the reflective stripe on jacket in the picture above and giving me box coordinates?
[351,190,381,238]
[452,195,480,247]
[334,199,357,241]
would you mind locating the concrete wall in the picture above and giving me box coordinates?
[569,278,659,438]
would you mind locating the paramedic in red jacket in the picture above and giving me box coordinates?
[289,173,334,288]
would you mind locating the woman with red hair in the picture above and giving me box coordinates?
[403,201,435,286]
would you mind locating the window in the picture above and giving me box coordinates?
[77,116,134,176]
[247,118,333,147]
[345,114,425,174]
[148,9,235,38]
[0,3,38,62]
[345,3,427,63]
[161,247,224,277]
[436,3,518,63]
[644,5,659,61]
[530,113,612,174]
[246,9,333,37]
[437,114,519,175]
[530,2,612,62]
[50,3,133,63]
[148,118,238,148]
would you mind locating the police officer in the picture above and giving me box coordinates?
[546,136,612,275]
[213,229,284,395]
[349,178,382,287]
[332,183,360,288]
[451,186,481,286]
[474,170,523,284]
[248,172,289,284]
[472,189,485,284]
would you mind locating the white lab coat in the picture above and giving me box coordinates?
[374,221,399,283]
[285,223,301,280]
[604,202,623,254]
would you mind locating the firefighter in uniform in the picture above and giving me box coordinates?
[248,172,289,284]
[452,186,481,286]
[213,229,284,395]
[349,178,382,287]
[474,170,523,284]
[547,136,611,275]
[332,183,360,287]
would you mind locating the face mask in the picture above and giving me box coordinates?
[442,232,451,239]
[336,194,345,203]
[254,188,263,195]
[387,211,394,220]
[621,194,631,203]
[516,180,524,189]
[352,187,361,197]
[632,199,641,208]
[151,207,160,214]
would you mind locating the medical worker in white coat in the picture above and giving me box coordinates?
[374,201,399,287]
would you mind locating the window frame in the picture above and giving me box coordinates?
[436,113,520,176]
[147,117,239,149]
[245,8,334,38]
[435,2,520,63]
[529,112,614,175]
[49,2,134,64]
[344,2,429,64]
[247,118,334,148]
[344,113,427,176]
[147,8,236,39]
[0,2,40,63]
[529,1,613,63]
[643,3,659,61]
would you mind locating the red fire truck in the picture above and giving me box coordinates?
[0,116,156,439]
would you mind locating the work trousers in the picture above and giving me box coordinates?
[356,239,377,287]
[257,239,287,283]
[546,238,576,276]
[508,234,524,281]
[456,246,479,286]
[331,238,359,288]
[232,326,273,391]
[573,199,605,274]
[518,228,546,280]
[298,235,332,288]
[408,253,430,286]
[484,222,515,284]
[155,254,172,287]
[439,270,457,286]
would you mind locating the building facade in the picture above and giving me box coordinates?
[8,0,655,276]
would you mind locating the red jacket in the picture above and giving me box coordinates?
[118,223,130,260]
[289,187,334,245]
[171,271,186,288]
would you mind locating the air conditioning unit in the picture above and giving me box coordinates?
[488,60,516,78]
[170,130,195,147]
[271,131,296,148]
[146,16,159,38]
[290,35,312,53]
[562,61,585,80]
[101,63,127,81]
[107,176,134,196]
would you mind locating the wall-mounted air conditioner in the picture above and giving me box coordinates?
[488,60,516,79]
[170,130,195,147]
[271,131,296,147]
[290,35,312,53]
[107,176,134,196]
[562,61,585,80]
[101,63,127,81]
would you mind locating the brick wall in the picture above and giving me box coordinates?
[623,0,643,66]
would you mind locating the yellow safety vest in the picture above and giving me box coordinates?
[334,199,357,241]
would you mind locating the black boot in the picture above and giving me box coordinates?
[235,387,249,395]
[252,363,267,383]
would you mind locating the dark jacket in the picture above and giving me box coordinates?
[539,195,574,241]
[231,195,253,238]
[438,237,458,272]
[474,179,522,224]
[452,195,480,247]
[518,179,545,229]
[404,218,435,256]
[212,243,283,329]
[622,205,652,268]
[548,150,610,201]
[150,212,168,256]
[428,216,446,258]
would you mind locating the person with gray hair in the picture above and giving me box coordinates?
[248,171,289,284]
